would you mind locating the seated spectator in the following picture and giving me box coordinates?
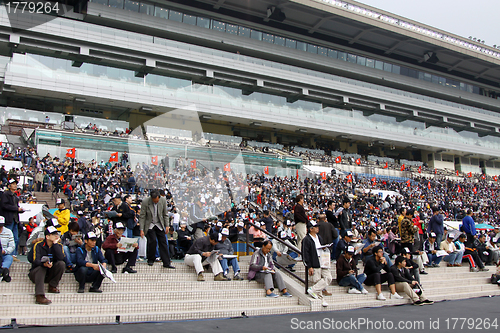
[229,220,246,242]
[271,231,299,271]
[335,230,353,260]
[475,234,498,266]
[215,228,242,280]
[363,245,402,301]
[464,236,488,272]
[389,256,433,305]
[185,232,228,281]
[75,231,107,293]
[400,247,422,284]
[423,233,442,267]
[53,198,70,234]
[248,240,292,298]
[0,217,14,282]
[102,222,138,274]
[61,222,83,265]
[362,229,392,267]
[302,221,332,307]
[167,227,178,259]
[177,222,192,257]
[28,226,66,305]
[454,233,467,266]
[336,245,367,294]
[486,236,500,265]
[440,234,461,267]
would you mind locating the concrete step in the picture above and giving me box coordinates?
[0,296,300,316]
[0,304,310,326]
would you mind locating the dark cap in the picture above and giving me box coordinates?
[44,226,60,236]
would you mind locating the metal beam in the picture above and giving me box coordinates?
[474,67,498,79]
[213,0,226,10]
[384,39,410,55]
[447,59,469,72]
[348,28,374,45]
[308,15,335,34]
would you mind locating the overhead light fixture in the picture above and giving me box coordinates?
[2,88,15,93]
[200,115,211,120]
[296,129,307,133]
[74,98,86,103]
[250,122,262,127]
[140,106,153,112]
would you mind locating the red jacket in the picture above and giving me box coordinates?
[102,234,120,253]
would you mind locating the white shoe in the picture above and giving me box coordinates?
[348,288,362,294]
[391,292,404,299]
[361,288,369,294]
[377,293,386,301]
[307,288,319,300]
[322,300,329,307]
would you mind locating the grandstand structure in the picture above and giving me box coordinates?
[0,0,499,175]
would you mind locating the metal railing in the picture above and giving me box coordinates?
[244,220,309,293]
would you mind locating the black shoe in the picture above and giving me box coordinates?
[163,265,176,269]
[422,299,434,304]
[223,275,232,281]
[122,266,137,274]
[420,271,428,275]
[147,261,154,266]
[89,288,103,293]
[2,268,11,283]
[413,300,424,306]
[110,267,117,274]
[77,288,85,293]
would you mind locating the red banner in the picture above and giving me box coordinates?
[151,156,158,166]
[335,156,341,164]
[264,166,269,175]
[224,163,231,172]
[109,152,118,162]
[66,148,75,159]
[355,158,361,165]
[190,159,197,169]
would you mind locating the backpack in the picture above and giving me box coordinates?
[491,274,500,284]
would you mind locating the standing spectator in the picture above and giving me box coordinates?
[0,178,23,256]
[400,209,418,252]
[139,190,175,269]
[293,194,308,250]
[427,207,444,246]
[302,221,332,307]
[338,197,352,237]
[461,210,476,247]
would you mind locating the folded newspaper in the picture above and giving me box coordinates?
[435,250,449,257]
[117,237,138,253]
[98,262,116,283]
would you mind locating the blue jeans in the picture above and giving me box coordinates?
[125,228,134,238]
[338,273,366,291]
[456,250,465,264]
[220,257,240,275]
[331,235,340,260]
[427,253,443,265]
[443,252,459,265]
[1,254,13,269]
[5,222,18,256]
[63,246,77,265]
[435,234,443,248]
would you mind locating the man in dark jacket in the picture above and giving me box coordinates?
[338,197,352,237]
[102,222,138,274]
[0,178,23,255]
[325,201,340,259]
[336,245,367,294]
[302,221,332,306]
[364,246,401,301]
[190,198,206,241]
[389,256,433,305]
[427,207,444,246]
[293,194,308,250]
[75,231,107,293]
[184,232,227,281]
[260,210,275,236]
[28,226,66,305]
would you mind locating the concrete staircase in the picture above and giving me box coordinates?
[0,256,498,326]
[33,191,63,209]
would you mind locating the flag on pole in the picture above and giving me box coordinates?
[264,166,269,175]
[456,170,459,176]
[434,168,437,175]
[190,159,197,168]
[109,152,118,162]
[467,172,472,178]
[335,156,341,164]
[383,162,388,169]
[320,172,326,180]
[401,164,405,171]
[355,158,361,165]
[66,148,76,159]
[371,177,376,185]
[457,185,461,192]
[418,166,421,173]
[346,174,352,183]
[151,156,158,166]
[427,181,431,189]
[481,174,486,180]
[224,163,231,172]
[406,180,411,187]
[296,169,299,180]
[473,187,477,194]
[494,176,498,182]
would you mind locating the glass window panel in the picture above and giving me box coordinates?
[356,56,366,66]
[400,66,409,77]
[418,71,424,80]
[383,62,392,72]
[92,0,108,5]
[431,75,439,84]
[408,68,418,78]
[108,0,123,8]
[296,41,307,51]
[250,30,262,40]
[262,33,274,43]
[183,14,197,25]
[391,64,400,74]
[460,82,467,91]
[212,20,226,32]
[466,85,473,93]
[154,6,168,19]
[347,54,356,63]
[124,0,139,12]
[473,86,480,94]
[225,23,238,35]
[239,26,250,37]
[365,58,374,68]
[274,36,285,46]
[196,17,210,28]
[318,47,327,57]
[423,72,432,82]
[285,38,296,49]
[307,44,317,54]
[328,49,337,58]
[169,10,182,22]
[374,60,383,70]
[139,2,154,15]
[338,52,346,61]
